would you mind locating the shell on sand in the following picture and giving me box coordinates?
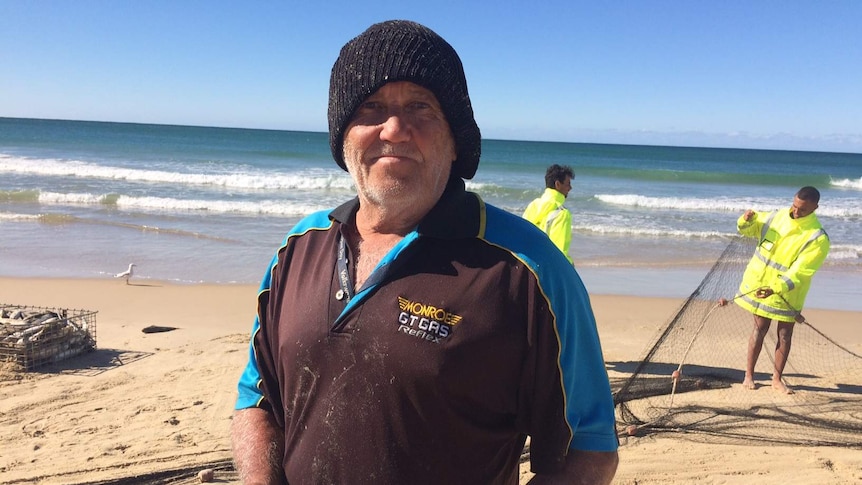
[197,468,215,482]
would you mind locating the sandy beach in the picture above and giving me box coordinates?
[1,277,860,484]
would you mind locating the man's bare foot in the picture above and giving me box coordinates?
[772,379,794,394]
[742,376,756,390]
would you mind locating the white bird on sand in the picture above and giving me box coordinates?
[115,263,136,284]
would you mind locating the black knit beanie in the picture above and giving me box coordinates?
[328,20,482,180]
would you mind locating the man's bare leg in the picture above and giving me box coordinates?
[743,315,772,389]
[771,321,795,394]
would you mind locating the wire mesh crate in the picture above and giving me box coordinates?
[0,304,98,371]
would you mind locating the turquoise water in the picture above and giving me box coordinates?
[1,117,860,309]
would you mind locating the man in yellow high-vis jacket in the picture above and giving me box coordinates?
[735,186,830,394]
[523,164,575,263]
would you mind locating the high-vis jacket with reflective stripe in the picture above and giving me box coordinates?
[522,188,572,263]
[735,208,830,322]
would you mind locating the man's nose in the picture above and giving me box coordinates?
[380,111,410,142]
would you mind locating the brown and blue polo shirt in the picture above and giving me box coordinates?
[236,178,617,484]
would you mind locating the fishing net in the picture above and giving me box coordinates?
[613,236,862,447]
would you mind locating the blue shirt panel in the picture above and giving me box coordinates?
[235,210,334,409]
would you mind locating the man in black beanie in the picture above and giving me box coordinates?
[232,20,618,484]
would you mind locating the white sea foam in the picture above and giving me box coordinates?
[38,191,104,205]
[0,154,355,191]
[573,223,732,239]
[0,212,41,222]
[117,196,327,216]
[828,244,862,261]
[595,194,771,213]
[595,193,862,218]
[36,191,328,216]
[830,177,862,190]
[464,181,493,190]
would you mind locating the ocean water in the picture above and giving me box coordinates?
[1,117,860,310]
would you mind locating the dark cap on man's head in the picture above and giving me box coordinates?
[328,20,482,180]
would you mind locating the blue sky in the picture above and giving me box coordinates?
[2,1,860,153]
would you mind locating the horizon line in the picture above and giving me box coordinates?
[2,115,861,156]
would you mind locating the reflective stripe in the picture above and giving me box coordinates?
[760,212,776,241]
[738,293,798,319]
[754,212,787,272]
[779,274,795,291]
[796,229,828,260]
[545,207,563,234]
[755,214,828,275]
[754,250,790,272]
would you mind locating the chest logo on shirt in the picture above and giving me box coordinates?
[396,296,462,344]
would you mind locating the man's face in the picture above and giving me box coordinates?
[555,176,572,197]
[790,195,818,219]
[342,81,456,212]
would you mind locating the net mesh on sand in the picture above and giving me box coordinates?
[613,236,862,446]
